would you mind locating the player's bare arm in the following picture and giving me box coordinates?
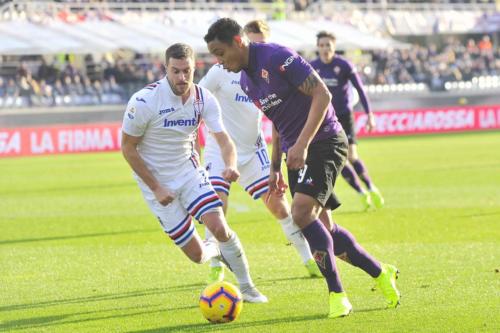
[350,72,376,132]
[121,132,175,205]
[212,130,240,182]
[366,112,376,132]
[270,124,282,173]
[269,125,287,196]
[287,71,331,170]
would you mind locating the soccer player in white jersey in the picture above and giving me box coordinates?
[121,43,267,303]
[200,20,321,283]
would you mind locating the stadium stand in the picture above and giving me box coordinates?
[0,0,498,108]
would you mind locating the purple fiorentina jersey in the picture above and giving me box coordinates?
[240,43,342,152]
[310,56,371,116]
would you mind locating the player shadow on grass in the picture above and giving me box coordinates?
[0,228,157,245]
[0,304,388,332]
[0,304,199,331]
[0,314,71,331]
[0,283,205,313]
[125,306,389,333]
[255,275,314,286]
[127,313,326,333]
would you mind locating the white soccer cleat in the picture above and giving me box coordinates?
[240,286,268,303]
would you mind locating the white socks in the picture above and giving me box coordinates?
[279,215,314,264]
[199,237,221,264]
[218,232,253,288]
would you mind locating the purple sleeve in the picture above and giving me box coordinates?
[349,69,371,114]
[271,47,312,88]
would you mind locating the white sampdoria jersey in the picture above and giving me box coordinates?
[122,77,225,181]
[199,64,262,159]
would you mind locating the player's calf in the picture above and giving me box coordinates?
[181,234,221,264]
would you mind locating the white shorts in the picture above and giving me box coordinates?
[204,143,271,200]
[138,166,223,247]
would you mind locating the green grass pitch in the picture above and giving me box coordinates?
[1,131,499,332]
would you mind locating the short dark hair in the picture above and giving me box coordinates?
[165,43,194,65]
[243,20,270,38]
[316,31,336,44]
[204,18,243,45]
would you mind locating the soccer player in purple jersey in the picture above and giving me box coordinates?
[204,18,400,318]
[310,31,385,211]
[200,20,321,283]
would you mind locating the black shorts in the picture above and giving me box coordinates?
[337,112,357,145]
[287,131,348,210]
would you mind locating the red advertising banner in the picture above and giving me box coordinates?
[0,123,123,157]
[1,105,499,158]
[353,105,500,137]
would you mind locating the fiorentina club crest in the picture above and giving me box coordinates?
[313,250,327,270]
[334,66,341,74]
[261,69,269,84]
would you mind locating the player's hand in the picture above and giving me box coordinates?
[222,167,240,182]
[153,186,176,206]
[275,171,288,195]
[286,142,307,170]
[268,170,288,196]
[266,170,288,204]
[366,113,376,132]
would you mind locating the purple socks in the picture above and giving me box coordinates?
[352,159,373,190]
[331,224,382,278]
[341,164,364,193]
[301,220,343,293]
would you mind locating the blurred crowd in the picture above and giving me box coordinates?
[0,35,498,108]
[0,54,168,108]
[357,35,499,90]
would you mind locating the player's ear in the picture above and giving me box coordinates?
[233,35,243,47]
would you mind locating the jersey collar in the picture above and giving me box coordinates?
[246,43,259,75]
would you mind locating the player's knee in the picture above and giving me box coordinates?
[210,225,230,242]
[291,204,314,227]
[202,211,230,241]
[204,217,231,242]
[319,210,334,231]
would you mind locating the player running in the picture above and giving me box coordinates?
[204,18,400,318]
[121,43,267,303]
[310,31,385,210]
[199,19,321,283]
